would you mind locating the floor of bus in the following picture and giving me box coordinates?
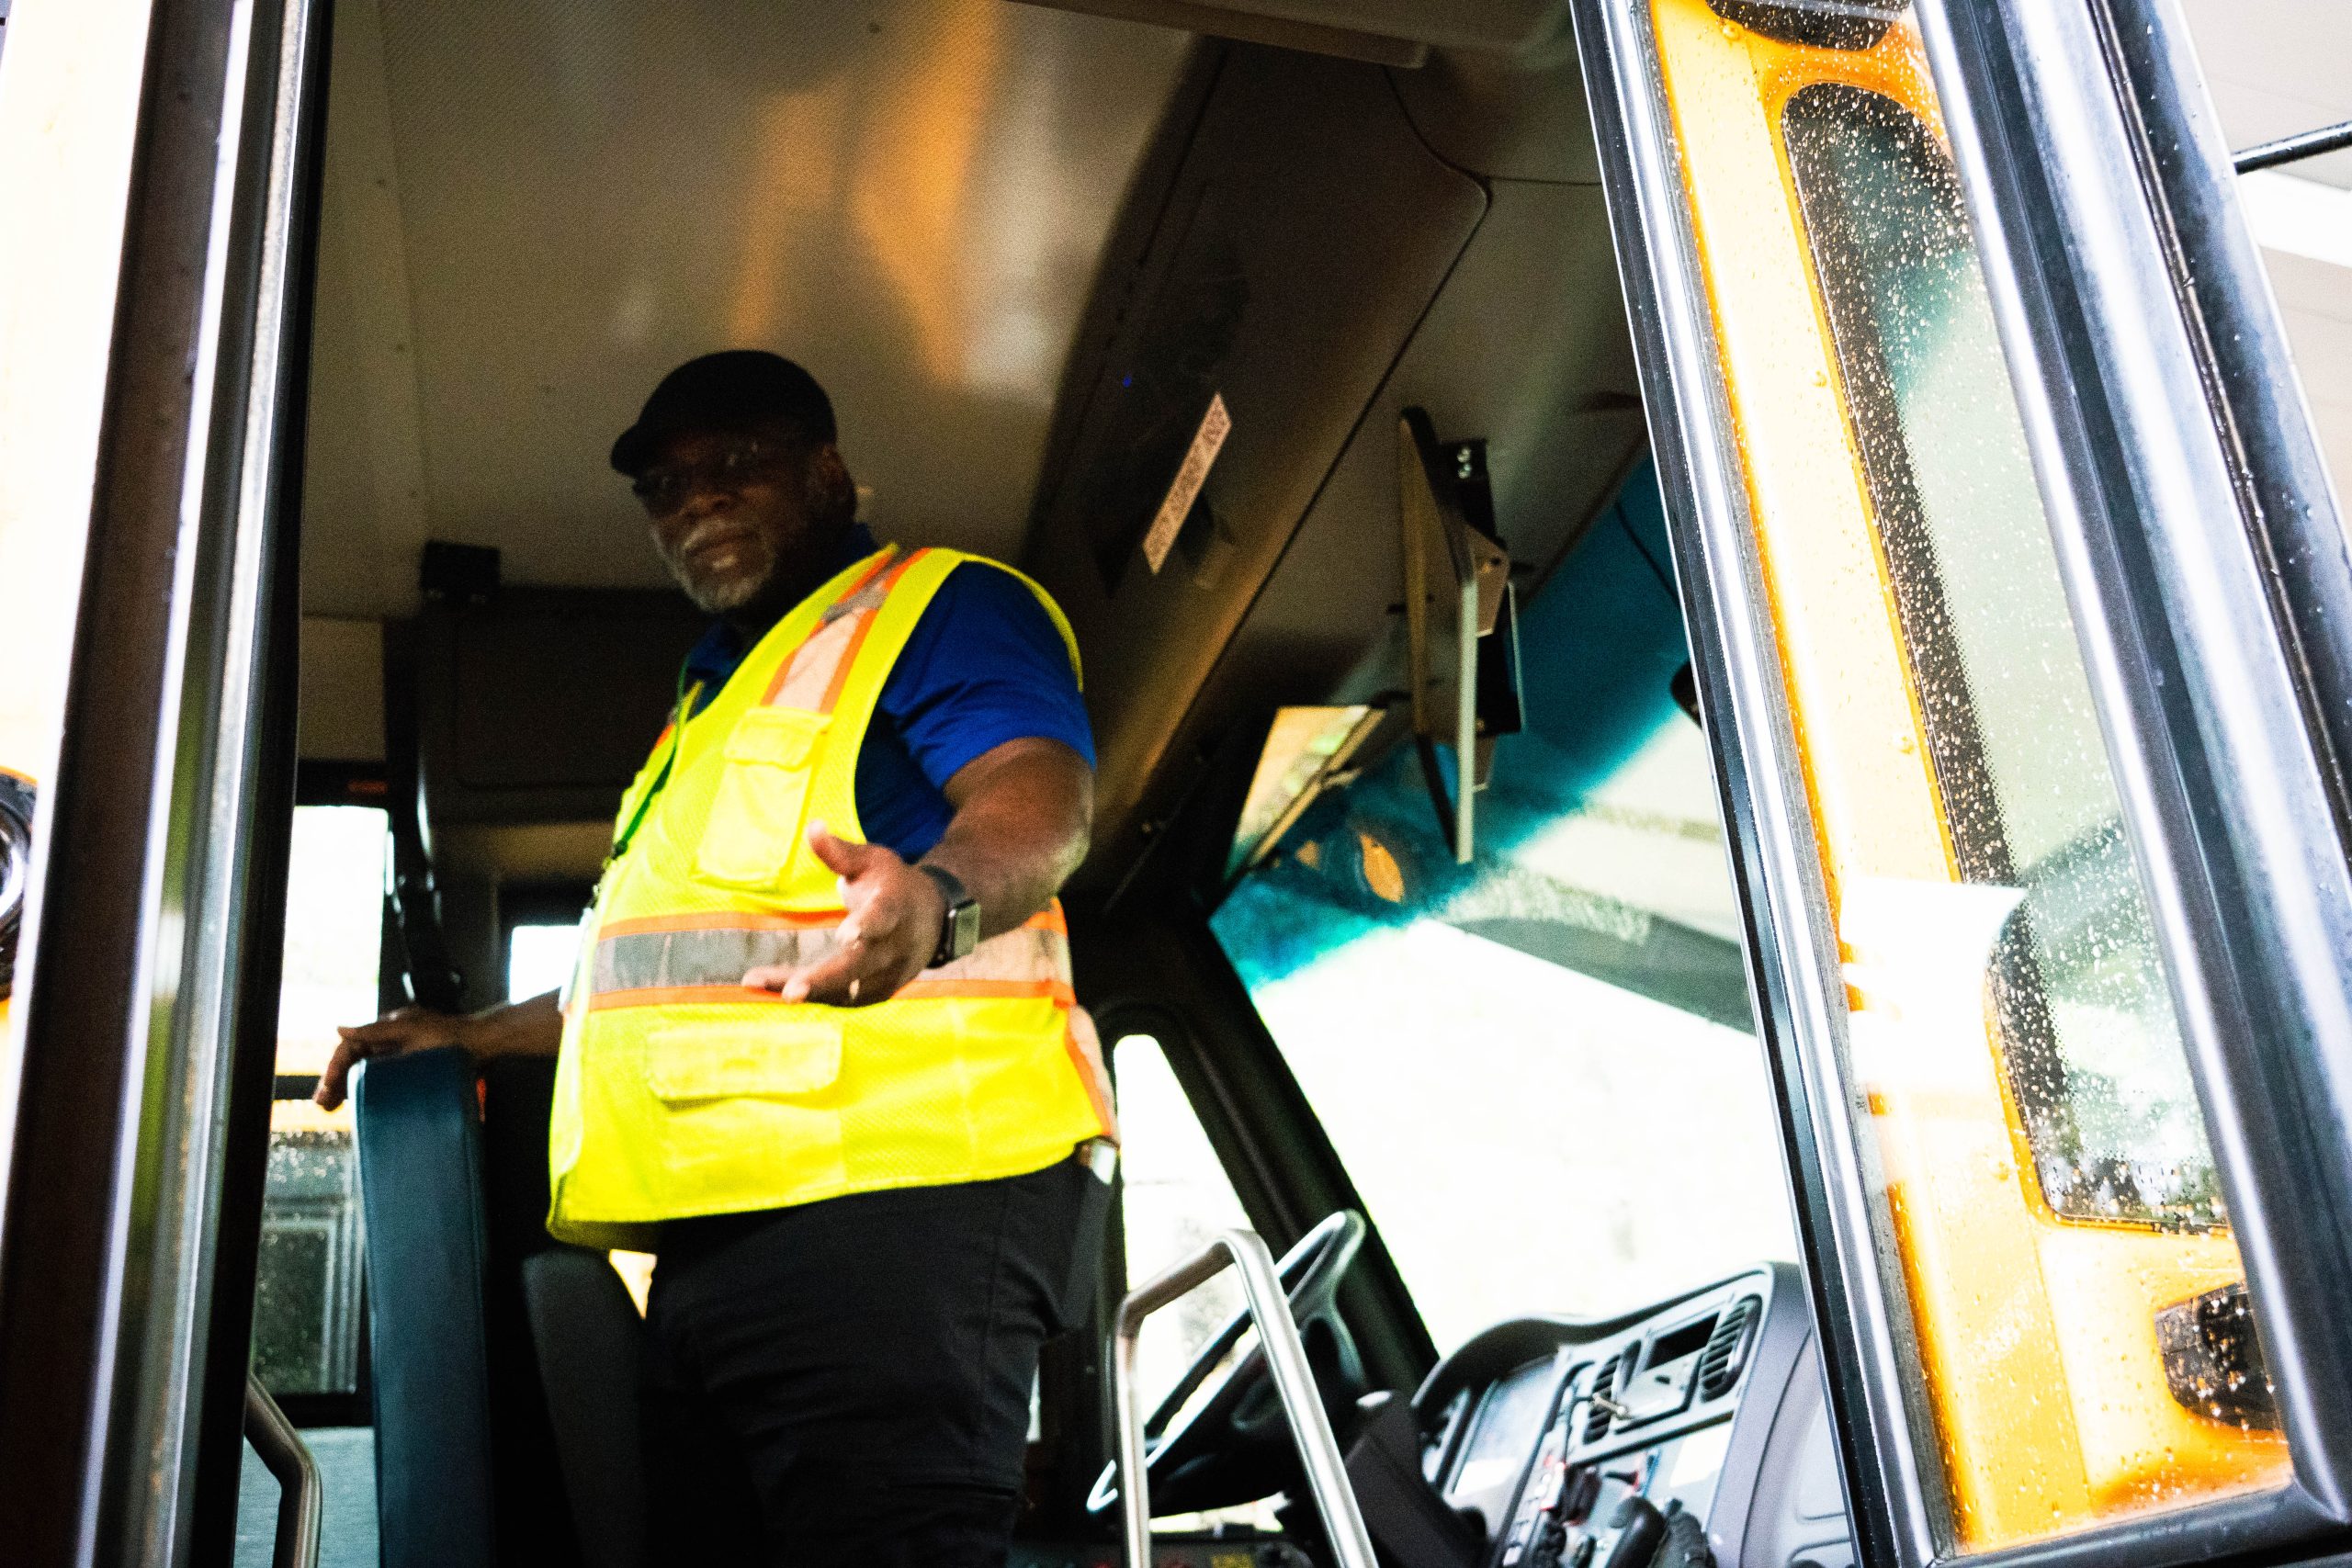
[235,1427,377,1568]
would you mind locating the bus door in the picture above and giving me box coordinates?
[0,0,329,1563]
[1569,0,2352,1565]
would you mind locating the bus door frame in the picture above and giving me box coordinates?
[1568,1,2352,1566]
[0,0,329,1562]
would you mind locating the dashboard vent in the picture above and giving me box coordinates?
[1700,1296,1761,1400]
[1585,1352,1623,1443]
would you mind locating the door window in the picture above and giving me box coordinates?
[1114,1032,1250,1407]
[1112,1031,1284,1532]
[253,804,387,1404]
[1785,84,2221,1233]
[1637,0,2290,1549]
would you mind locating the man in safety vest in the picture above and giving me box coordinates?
[317,350,1117,1567]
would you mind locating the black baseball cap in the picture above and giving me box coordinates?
[610,350,837,477]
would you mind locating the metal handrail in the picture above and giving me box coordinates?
[244,1376,322,1568]
[1110,1229,1377,1568]
[2234,117,2352,175]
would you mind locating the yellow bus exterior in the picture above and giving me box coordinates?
[1646,0,2288,1549]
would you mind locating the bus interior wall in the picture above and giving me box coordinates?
[271,0,1665,1562]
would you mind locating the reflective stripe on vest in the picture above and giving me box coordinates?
[546,545,1114,1251]
[586,908,1074,1009]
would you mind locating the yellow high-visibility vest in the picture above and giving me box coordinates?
[547,545,1115,1250]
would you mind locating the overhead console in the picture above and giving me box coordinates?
[1396,1265,1852,1568]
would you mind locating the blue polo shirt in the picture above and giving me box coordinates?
[678,526,1094,860]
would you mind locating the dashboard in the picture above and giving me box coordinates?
[1408,1265,1853,1568]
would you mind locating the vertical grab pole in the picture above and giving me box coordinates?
[1110,1229,1377,1568]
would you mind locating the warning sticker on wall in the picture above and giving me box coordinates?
[1142,393,1232,575]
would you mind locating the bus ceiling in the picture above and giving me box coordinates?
[294,0,1645,890]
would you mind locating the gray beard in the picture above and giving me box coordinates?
[677,568,763,615]
[662,525,776,615]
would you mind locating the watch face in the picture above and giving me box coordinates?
[950,899,982,958]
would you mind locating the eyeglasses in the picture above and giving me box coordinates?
[630,435,797,517]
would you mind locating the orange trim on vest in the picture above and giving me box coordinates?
[760,547,906,705]
[814,548,927,715]
[1062,1018,1118,1137]
[894,977,1076,1005]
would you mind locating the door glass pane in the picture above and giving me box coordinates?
[1642,0,2292,1550]
[1113,1032,1279,1531]
[253,804,386,1399]
[1785,84,2220,1231]
[1115,1032,1250,1404]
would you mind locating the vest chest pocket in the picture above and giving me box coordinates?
[693,705,831,891]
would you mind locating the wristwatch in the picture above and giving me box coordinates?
[918,863,981,968]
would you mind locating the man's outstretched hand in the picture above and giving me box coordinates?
[742,822,946,1007]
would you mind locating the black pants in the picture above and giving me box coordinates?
[640,1156,1108,1567]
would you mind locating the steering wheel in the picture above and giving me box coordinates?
[1088,1210,1369,1518]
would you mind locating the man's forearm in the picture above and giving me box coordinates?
[924,739,1091,941]
[470,989,565,1056]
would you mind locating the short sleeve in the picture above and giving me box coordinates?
[875,562,1096,793]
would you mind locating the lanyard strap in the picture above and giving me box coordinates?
[605,676,700,872]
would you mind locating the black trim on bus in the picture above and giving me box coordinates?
[2101,10,2352,871]
[189,6,336,1555]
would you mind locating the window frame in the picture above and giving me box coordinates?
[1570,0,2352,1565]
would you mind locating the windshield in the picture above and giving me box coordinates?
[1209,464,1795,1352]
